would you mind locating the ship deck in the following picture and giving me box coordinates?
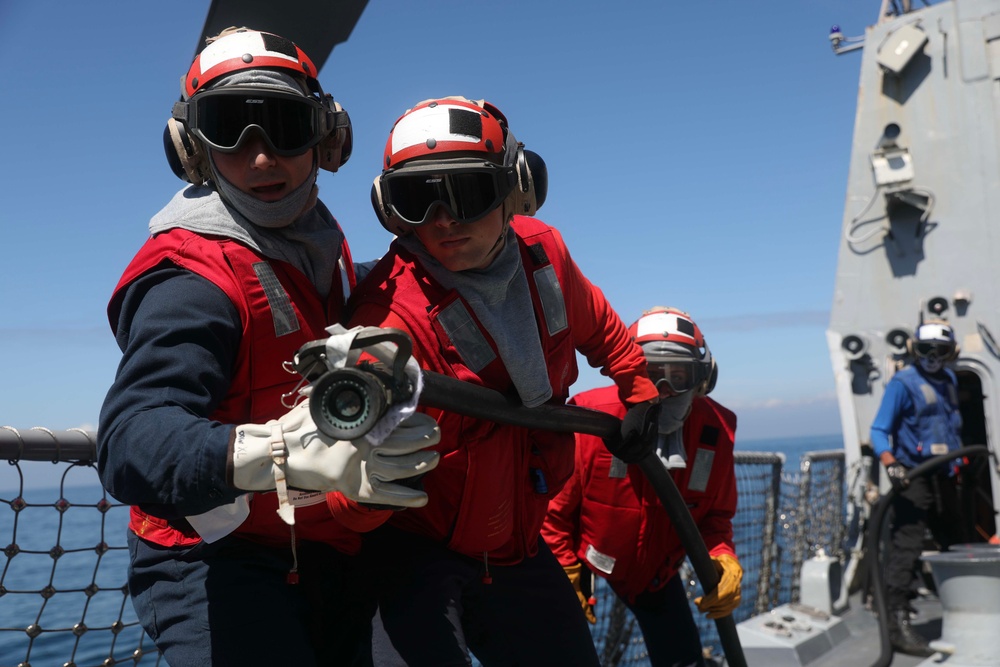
[732,587,944,667]
[804,594,941,667]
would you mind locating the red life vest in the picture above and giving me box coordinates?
[542,386,738,602]
[348,216,578,564]
[108,227,360,550]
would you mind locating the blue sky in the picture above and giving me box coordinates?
[0,0,881,445]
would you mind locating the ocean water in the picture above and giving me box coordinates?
[0,483,156,667]
[736,431,845,456]
[0,433,843,667]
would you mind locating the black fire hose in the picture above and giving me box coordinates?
[865,445,990,667]
[419,371,749,667]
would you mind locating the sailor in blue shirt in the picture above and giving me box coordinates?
[870,320,966,657]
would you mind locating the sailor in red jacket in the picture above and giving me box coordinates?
[343,97,661,667]
[97,28,440,667]
[542,306,741,667]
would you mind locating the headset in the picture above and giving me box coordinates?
[162,28,353,184]
[511,146,548,218]
[701,359,719,396]
[370,98,548,236]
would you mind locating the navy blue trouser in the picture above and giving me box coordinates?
[626,573,707,667]
[365,526,601,667]
[885,472,963,611]
[128,532,375,667]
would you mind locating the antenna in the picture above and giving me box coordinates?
[829,24,865,55]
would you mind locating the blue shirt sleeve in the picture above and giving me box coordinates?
[354,259,380,284]
[870,378,912,458]
[97,267,245,516]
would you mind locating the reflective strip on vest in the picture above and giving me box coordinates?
[608,456,628,479]
[533,265,568,336]
[437,300,496,372]
[688,447,715,492]
[338,257,352,303]
[252,262,300,337]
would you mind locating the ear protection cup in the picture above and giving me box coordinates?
[319,100,353,173]
[163,123,186,181]
[164,118,210,184]
[507,147,546,217]
[479,102,545,221]
[703,358,718,395]
[523,149,547,211]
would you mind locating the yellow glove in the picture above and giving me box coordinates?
[563,562,597,624]
[694,554,743,619]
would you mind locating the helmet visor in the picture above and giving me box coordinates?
[187,88,329,156]
[915,341,954,359]
[647,360,703,394]
[382,161,516,225]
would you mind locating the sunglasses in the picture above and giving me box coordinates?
[647,361,702,394]
[915,341,954,358]
[381,161,517,225]
[176,88,343,156]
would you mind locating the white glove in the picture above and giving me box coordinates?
[231,399,440,509]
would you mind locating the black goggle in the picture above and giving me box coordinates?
[647,360,703,394]
[176,88,342,156]
[915,341,954,359]
[382,161,517,225]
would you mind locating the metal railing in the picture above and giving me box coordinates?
[0,428,162,667]
[0,429,847,667]
[594,448,847,666]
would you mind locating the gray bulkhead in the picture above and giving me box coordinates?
[828,0,1000,523]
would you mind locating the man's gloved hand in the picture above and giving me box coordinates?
[885,462,910,492]
[694,554,743,619]
[563,562,597,624]
[231,400,440,508]
[603,400,660,464]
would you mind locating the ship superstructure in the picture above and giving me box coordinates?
[828,0,1000,544]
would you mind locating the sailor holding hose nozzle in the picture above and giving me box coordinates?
[322,95,661,667]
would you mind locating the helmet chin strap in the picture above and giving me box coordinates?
[480,215,511,267]
[490,209,514,258]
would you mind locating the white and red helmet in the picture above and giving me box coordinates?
[183,29,320,98]
[371,97,547,234]
[382,97,513,169]
[629,306,717,395]
[165,28,352,183]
